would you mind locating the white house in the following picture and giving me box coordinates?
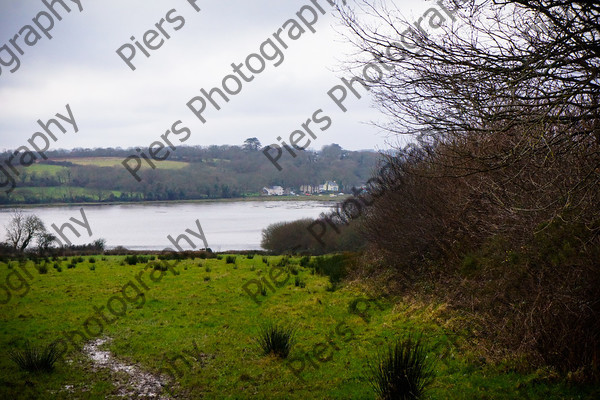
[300,184,319,194]
[320,181,339,192]
[262,186,284,196]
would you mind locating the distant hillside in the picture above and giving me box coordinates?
[0,143,381,205]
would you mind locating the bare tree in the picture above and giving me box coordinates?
[337,0,599,221]
[5,210,47,252]
[37,232,58,254]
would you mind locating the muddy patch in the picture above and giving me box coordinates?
[83,337,171,399]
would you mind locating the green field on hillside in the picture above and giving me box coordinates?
[8,187,127,203]
[0,255,596,399]
[25,164,68,176]
[52,157,189,169]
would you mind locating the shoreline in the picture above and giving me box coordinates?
[0,195,349,210]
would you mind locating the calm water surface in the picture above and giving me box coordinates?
[0,201,333,251]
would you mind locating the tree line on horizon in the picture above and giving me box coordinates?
[0,142,380,204]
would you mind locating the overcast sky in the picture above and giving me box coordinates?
[0,0,431,153]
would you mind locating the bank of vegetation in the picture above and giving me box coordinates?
[262,0,600,388]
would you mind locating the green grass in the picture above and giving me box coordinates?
[25,164,68,176]
[0,255,597,399]
[9,186,126,202]
[51,157,189,169]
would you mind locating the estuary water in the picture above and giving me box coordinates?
[0,200,333,251]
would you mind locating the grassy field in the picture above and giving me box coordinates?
[0,255,596,399]
[51,157,189,169]
[8,187,126,203]
[25,164,68,176]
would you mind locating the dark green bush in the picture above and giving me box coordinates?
[300,255,311,267]
[459,254,479,276]
[152,262,168,271]
[37,264,48,274]
[225,256,236,264]
[88,257,96,263]
[310,254,351,285]
[247,254,255,259]
[262,257,268,264]
[124,255,138,265]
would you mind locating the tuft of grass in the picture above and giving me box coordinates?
[247,254,255,259]
[204,276,211,281]
[9,341,62,373]
[256,322,295,358]
[205,266,211,273]
[37,264,48,274]
[216,255,223,260]
[262,257,268,264]
[88,257,96,264]
[368,335,435,400]
[225,256,236,264]
[300,255,311,267]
